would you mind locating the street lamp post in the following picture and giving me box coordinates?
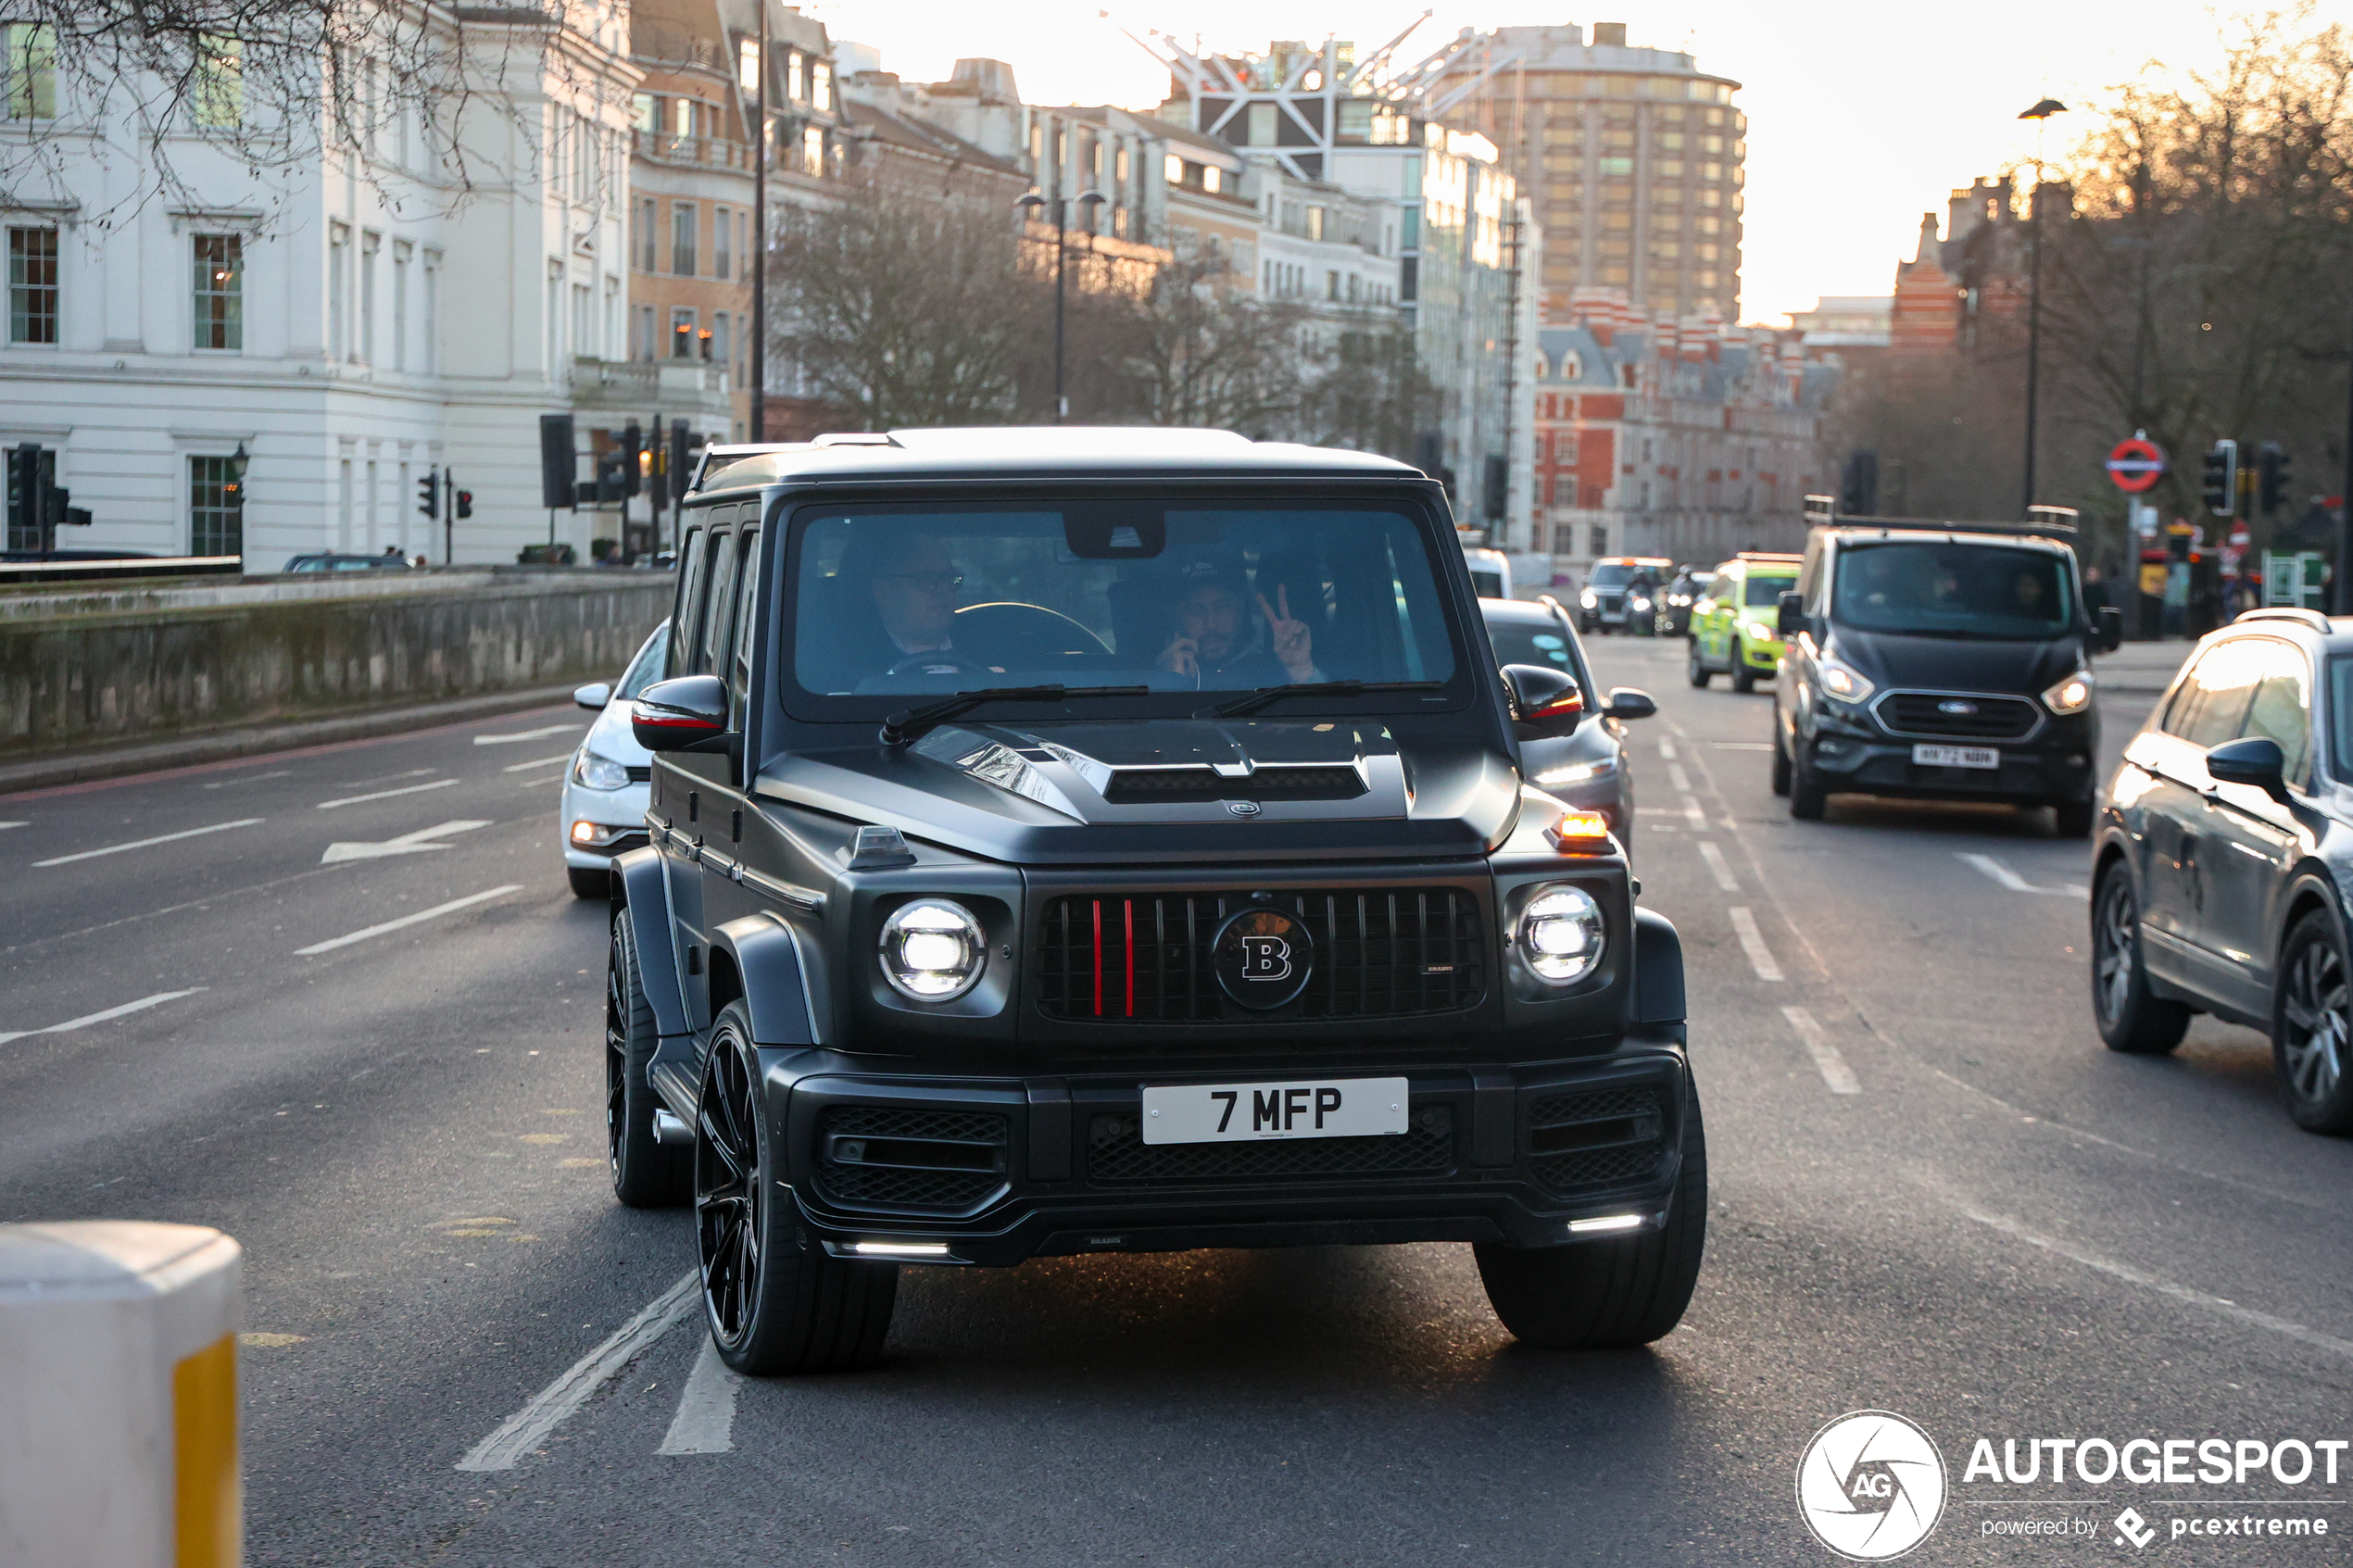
[749,2,769,445]
[2018,97,2067,517]
[1015,188,1106,423]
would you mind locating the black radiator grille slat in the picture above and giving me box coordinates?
[813,1106,1010,1216]
[1035,888,1485,1023]
[1877,691,2040,741]
[1086,1110,1454,1184]
[1525,1087,1670,1196]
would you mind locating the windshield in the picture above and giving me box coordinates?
[1743,572,1794,607]
[616,622,671,699]
[1831,542,2074,639]
[1589,563,1635,588]
[786,501,1461,709]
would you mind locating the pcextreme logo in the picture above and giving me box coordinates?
[1797,1411,1950,1561]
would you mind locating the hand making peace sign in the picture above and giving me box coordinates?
[1257,585,1320,683]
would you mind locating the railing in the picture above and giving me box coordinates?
[570,358,734,407]
[633,130,748,170]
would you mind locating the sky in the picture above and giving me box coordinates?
[797,0,2276,325]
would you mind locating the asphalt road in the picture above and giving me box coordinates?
[2,640,2347,1567]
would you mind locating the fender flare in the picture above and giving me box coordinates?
[711,913,820,1047]
[612,846,689,1038]
[1632,908,1686,1027]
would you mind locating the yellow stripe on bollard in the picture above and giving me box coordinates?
[173,1332,240,1568]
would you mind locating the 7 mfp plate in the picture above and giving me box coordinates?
[1912,743,1999,770]
[1139,1078,1409,1145]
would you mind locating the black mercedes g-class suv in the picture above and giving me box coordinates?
[1771,497,2125,834]
[605,428,1701,1373]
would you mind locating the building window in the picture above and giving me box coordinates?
[194,34,241,128]
[328,223,348,358]
[712,312,730,373]
[392,240,410,371]
[3,23,55,120]
[736,210,749,282]
[713,205,731,280]
[190,455,245,557]
[672,201,697,276]
[193,232,243,351]
[634,93,657,133]
[635,197,657,271]
[359,232,378,363]
[1588,524,1607,556]
[670,307,696,358]
[1164,151,1181,183]
[8,225,57,344]
[635,303,655,360]
[422,250,439,374]
[803,124,824,175]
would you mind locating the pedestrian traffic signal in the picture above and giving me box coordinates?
[2200,440,2237,518]
[454,488,472,520]
[2257,442,2290,515]
[417,469,439,521]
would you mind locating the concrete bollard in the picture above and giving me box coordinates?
[0,1222,243,1567]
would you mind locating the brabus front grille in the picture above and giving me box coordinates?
[1874,691,2041,741]
[1036,889,1485,1023]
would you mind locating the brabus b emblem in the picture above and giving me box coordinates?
[1224,799,1262,817]
[1211,908,1315,1009]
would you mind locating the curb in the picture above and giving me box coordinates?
[0,684,589,797]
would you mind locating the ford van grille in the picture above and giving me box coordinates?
[1037,889,1485,1022]
[1874,691,2040,741]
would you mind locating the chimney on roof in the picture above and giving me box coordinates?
[950,57,1019,104]
[1913,213,1940,264]
[1592,22,1628,47]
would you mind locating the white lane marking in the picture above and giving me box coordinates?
[1695,839,1740,892]
[503,753,578,773]
[1657,736,1678,760]
[657,1336,743,1455]
[342,767,436,788]
[1957,1208,2353,1363]
[474,723,584,746]
[1667,762,1692,794]
[1957,852,2088,898]
[0,821,23,830]
[321,820,492,864]
[295,884,522,955]
[0,988,207,1047]
[202,770,292,790]
[315,779,459,810]
[458,1272,700,1471]
[32,818,264,867]
[1781,1006,1860,1094]
[517,773,568,788]
[1709,741,1774,750]
[1680,796,1707,829]
[1727,906,1784,981]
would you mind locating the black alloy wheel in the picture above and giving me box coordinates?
[1730,638,1757,694]
[2274,913,2353,1134]
[694,1003,899,1373]
[1687,639,1712,689]
[2089,865,2189,1056]
[1787,736,1827,821]
[608,914,690,1207]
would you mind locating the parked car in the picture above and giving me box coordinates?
[605,427,1704,1373]
[1577,556,1672,635]
[1771,508,2120,830]
[1465,546,1514,600]
[2091,608,2349,1134]
[560,621,670,898]
[283,551,415,573]
[1655,567,1717,638]
[1479,595,1650,842]
[1687,552,1800,691]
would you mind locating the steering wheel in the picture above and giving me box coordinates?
[884,650,998,678]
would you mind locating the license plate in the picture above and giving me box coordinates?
[1913,744,1999,770]
[1139,1078,1409,1145]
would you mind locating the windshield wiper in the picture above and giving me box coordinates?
[1202,680,1445,720]
[879,684,1149,747]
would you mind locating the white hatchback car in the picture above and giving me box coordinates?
[561,621,668,897]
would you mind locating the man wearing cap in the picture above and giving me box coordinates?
[1155,564,1324,688]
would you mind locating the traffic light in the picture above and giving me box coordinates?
[1481,454,1508,521]
[620,421,644,497]
[669,420,691,502]
[594,449,627,504]
[2200,440,2237,518]
[454,488,472,521]
[538,413,576,510]
[2258,442,2290,515]
[10,444,42,542]
[1841,449,1881,517]
[417,468,439,521]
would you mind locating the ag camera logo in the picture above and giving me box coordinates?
[1797,1411,1948,1561]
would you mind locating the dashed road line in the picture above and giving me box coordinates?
[202,770,291,790]
[517,773,569,788]
[658,1336,743,1456]
[0,988,207,1047]
[1957,1208,2353,1363]
[1727,906,1785,981]
[295,884,522,955]
[32,818,264,867]
[1709,741,1774,750]
[474,723,585,746]
[1781,1006,1859,1094]
[457,1272,699,1472]
[1667,762,1692,794]
[1680,796,1707,829]
[1657,736,1679,760]
[315,779,459,810]
[1957,852,2086,897]
[1695,840,1740,892]
[502,753,578,773]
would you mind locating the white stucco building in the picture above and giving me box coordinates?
[0,6,637,567]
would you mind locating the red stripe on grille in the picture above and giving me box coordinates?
[1123,899,1135,1018]
[1091,899,1102,1017]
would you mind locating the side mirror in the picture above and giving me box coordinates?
[2206,735,2289,803]
[1502,663,1586,736]
[1604,687,1657,721]
[2095,605,2124,654]
[631,673,729,752]
[1777,590,1806,639]
[573,681,613,711]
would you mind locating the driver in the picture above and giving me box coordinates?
[2012,570,2048,616]
[1155,561,1323,688]
[835,530,974,678]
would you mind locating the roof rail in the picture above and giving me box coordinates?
[1801,493,2079,538]
[2232,607,2334,633]
[1804,494,1836,524]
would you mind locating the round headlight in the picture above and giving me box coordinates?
[1579,590,1598,608]
[1517,886,1604,985]
[879,899,987,1001]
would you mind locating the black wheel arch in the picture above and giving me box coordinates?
[710,913,821,1047]
[612,847,690,1038]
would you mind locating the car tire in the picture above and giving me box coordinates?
[1687,641,1712,689]
[696,1003,899,1374]
[2052,798,2095,838]
[570,864,610,899]
[609,913,691,1208]
[1730,639,1757,694]
[1788,743,1827,821]
[2090,865,2191,1056]
[1474,1084,1706,1349]
[2272,912,2353,1135]
[1770,720,1792,797]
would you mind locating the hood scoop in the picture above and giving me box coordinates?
[1100,764,1366,805]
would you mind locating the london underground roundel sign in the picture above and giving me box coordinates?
[2106,435,2167,493]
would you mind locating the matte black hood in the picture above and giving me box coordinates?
[752,718,1522,864]
[1827,627,2084,696]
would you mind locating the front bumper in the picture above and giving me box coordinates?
[756,1036,1692,1264]
[1805,708,2096,806]
[560,777,651,869]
